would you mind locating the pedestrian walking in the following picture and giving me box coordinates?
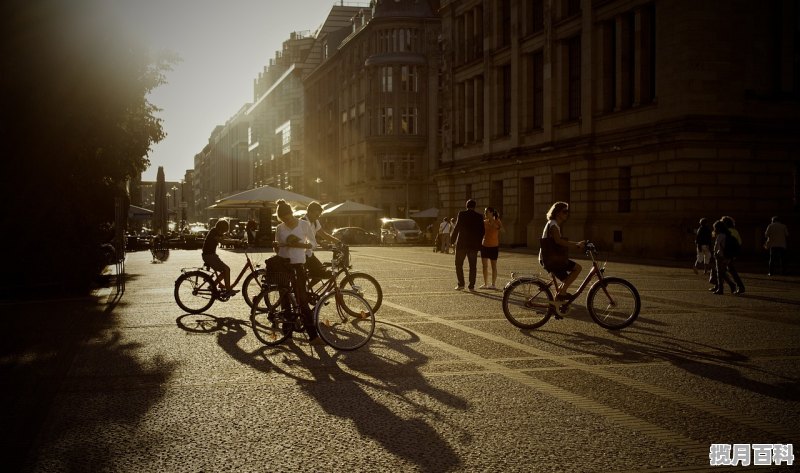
[480,207,503,290]
[722,215,744,294]
[710,219,738,295]
[450,199,485,291]
[693,218,713,274]
[764,216,789,275]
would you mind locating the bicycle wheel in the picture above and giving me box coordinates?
[339,272,383,313]
[250,292,293,346]
[586,277,641,330]
[315,290,375,351]
[501,278,553,329]
[242,269,269,309]
[174,271,216,314]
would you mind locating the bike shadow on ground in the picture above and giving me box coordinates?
[175,314,469,473]
[521,326,799,402]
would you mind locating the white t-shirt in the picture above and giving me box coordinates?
[275,219,313,264]
[303,217,323,257]
[439,221,451,234]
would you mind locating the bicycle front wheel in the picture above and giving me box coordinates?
[586,277,641,330]
[501,278,553,329]
[315,290,375,351]
[242,268,266,308]
[174,271,216,314]
[250,292,293,346]
[339,272,383,313]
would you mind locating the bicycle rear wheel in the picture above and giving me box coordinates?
[174,271,216,314]
[315,290,375,351]
[501,278,553,329]
[339,272,383,313]
[250,292,293,346]
[586,277,640,330]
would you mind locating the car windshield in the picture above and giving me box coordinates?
[393,220,419,231]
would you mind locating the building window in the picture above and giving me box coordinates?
[500,64,512,136]
[527,0,544,36]
[499,0,511,47]
[401,66,418,92]
[400,107,418,134]
[531,51,544,129]
[381,66,393,92]
[567,36,581,120]
[380,154,416,179]
[565,0,580,17]
[379,107,393,135]
[618,166,632,213]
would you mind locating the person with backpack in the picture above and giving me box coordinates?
[722,215,744,294]
[711,219,738,295]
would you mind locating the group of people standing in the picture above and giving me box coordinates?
[445,199,504,291]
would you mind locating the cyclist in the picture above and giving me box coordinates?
[274,199,323,345]
[202,219,236,297]
[304,201,341,284]
[539,201,586,302]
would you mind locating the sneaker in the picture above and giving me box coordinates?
[222,289,239,298]
[454,285,464,291]
[488,285,497,290]
[468,286,476,292]
[478,284,488,289]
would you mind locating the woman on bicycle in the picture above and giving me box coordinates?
[539,202,586,301]
[202,219,236,298]
[274,199,323,345]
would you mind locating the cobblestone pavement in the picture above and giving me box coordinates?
[9,246,800,472]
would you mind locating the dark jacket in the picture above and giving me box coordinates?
[450,209,485,250]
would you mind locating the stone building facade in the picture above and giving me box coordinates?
[437,0,800,257]
[304,0,442,217]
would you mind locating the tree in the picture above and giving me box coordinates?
[0,0,175,296]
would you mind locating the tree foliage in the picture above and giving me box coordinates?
[0,0,176,296]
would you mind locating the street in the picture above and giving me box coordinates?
[12,246,800,472]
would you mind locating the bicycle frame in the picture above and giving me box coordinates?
[543,245,617,307]
[194,251,258,291]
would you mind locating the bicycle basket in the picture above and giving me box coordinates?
[264,270,292,288]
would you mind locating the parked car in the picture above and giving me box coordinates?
[380,218,422,245]
[332,227,380,245]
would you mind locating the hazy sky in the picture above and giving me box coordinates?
[116,0,347,181]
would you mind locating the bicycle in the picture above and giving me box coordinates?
[250,243,383,314]
[249,258,376,350]
[174,251,264,313]
[501,242,641,330]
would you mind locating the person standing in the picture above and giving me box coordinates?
[765,216,789,276]
[450,199,485,291]
[438,217,452,253]
[274,199,323,345]
[480,207,503,290]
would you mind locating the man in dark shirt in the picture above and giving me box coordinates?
[450,199,485,291]
[202,219,235,297]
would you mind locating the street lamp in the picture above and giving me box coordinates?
[314,177,323,199]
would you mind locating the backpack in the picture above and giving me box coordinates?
[724,232,740,258]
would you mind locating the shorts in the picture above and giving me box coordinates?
[202,253,229,273]
[549,259,577,281]
[480,246,499,260]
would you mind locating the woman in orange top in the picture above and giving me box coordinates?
[480,207,503,289]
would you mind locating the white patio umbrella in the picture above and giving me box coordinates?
[208,185,316,210]
[322,200,383,215]
[410,207,439,218]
